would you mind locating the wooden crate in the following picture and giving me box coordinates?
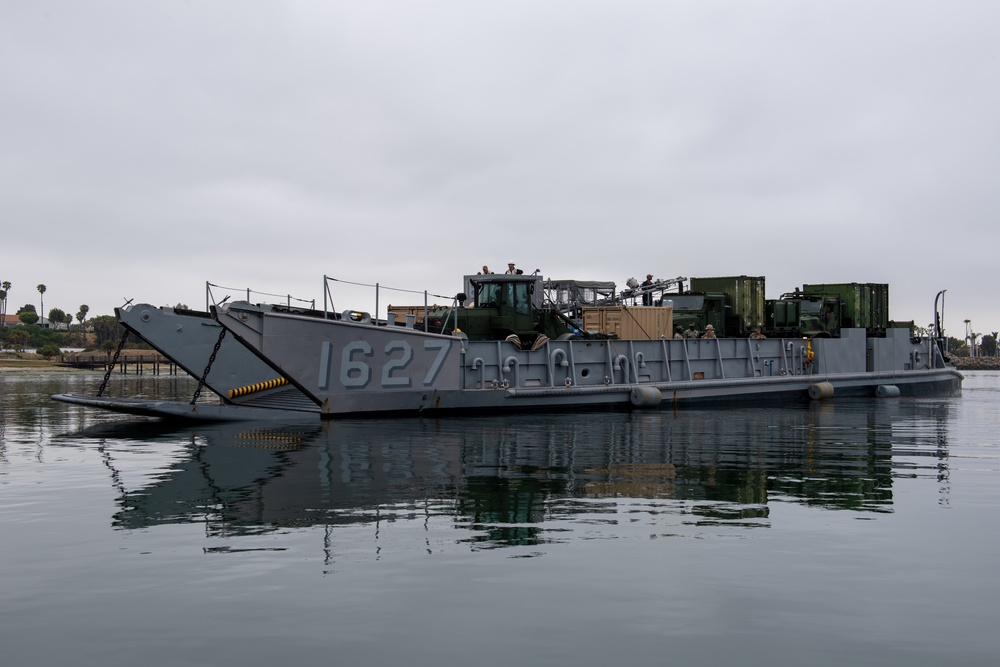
[581,306,674,340]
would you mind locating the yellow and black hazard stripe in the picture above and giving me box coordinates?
[228,377,289,399]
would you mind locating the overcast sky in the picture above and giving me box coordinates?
[3,1,998,338]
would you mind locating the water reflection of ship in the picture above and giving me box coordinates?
[102,399,953,546]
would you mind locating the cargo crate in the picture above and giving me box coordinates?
[581,306,674,340]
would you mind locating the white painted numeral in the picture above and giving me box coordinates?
[382,341,413,387]
[423,340,451,385]
[340,341,373,388]
[326,338,451,390]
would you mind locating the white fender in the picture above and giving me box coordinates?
[629,386,662,407]
[876,384,900,398]
[808,382,834,400]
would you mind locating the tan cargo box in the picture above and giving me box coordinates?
[581,306,674,340]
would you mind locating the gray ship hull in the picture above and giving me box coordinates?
[212,302,962,417]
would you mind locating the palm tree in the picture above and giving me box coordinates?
[0,288,6,328]
[0,280,9,328]
[77,305,89,330]
[37,284,46,327]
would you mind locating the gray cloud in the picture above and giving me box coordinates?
[3,1,998,339]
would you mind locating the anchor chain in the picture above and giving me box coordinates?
[191,328,226,405]
[97,331,129,397]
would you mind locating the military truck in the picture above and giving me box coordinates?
[765,291,842,338]
[669,276,766,338]
[390,274,582,345]
[802,283,889,336]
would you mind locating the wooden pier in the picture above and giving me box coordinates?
[61,354,179,375]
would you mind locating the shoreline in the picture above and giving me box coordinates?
[952,357,1000,371]
[0,349,170,373]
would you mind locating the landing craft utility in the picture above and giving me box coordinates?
[53,272,962,420]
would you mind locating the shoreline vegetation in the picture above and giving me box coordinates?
[3,350,1000,372]
[950,357,1000,371]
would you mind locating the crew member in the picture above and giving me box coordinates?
[641,274,654,306]
[673,326,685,340]
[683,323,700,338]
[701,324,717,339]
[750,326,766,339]
[823,305,836,329]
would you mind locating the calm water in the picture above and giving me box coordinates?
[1,370,998,666]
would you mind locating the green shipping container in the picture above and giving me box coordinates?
[802,283,889,335]
[690,275,766,337]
